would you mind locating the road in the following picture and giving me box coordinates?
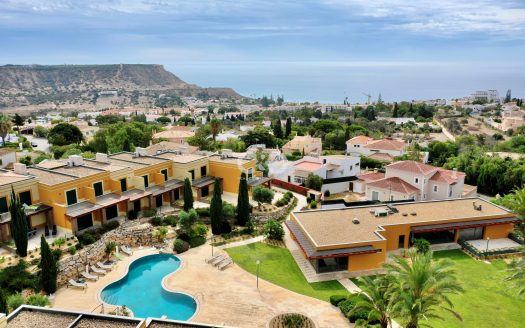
[25,135,51,153]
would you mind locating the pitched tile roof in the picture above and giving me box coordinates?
[364,138,406,151]
[368,153,395,162]
[430,169,466,185]
[367,177,420,195]
[346,135,373,144]
[357,171,385,182]
[386,160,438,175]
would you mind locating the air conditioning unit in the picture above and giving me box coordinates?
[69,155,84,166]
[95,153,109,163]
[135,147,147,157]
[13,163,28,175]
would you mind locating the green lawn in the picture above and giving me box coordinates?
[353,250,525,328]
[225,242,347,301]
[429,250,525,328]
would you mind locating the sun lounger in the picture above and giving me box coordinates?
[81,271,98,281]
[218,259,233,271]
[121,245,133,256]
[90,265,106,275]
[97,262,113,270]
[205,254,222,264]
[213,257,230,267]
[209,255,226,265]
[68,279,87,289]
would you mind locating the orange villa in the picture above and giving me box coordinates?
[286,197,518,274]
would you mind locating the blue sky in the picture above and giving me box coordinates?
[1,0,524,102]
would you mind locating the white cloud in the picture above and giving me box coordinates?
[324,0,525,36]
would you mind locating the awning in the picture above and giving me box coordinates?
[286,220,379,259]
[122,189,152,202]
[411,217,520,233]
[96,193,129,208]
[24,204,53,217]
[66,201,102,218]
[192,176,216,189]
[147,179,183,196]
[247,177,271,187]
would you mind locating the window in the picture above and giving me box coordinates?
[120,178,127,192]
[372,191,379,201]
[433,185,438,193]
[449,187,453,197]
[390,195,395,201]
[93,182,103,197]
[414,178,419,184]
[18,191,32,206]
[0,197,7,213]
[143,175,149,188]
[247,168,253,180]
[189,170,195,180]
[66,189,77,205]
[161,169,168,181]
[423,193,427,199]
[200,166,207,177]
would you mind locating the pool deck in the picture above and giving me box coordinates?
[52,244,350,328]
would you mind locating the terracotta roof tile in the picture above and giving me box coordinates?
[364,138,406,151]
[387,160,438,175]
[367,177,420,194]
[357,171,385,182]
[346,135,373,144]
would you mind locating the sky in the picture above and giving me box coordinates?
[1,0,524,103]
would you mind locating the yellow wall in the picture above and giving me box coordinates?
[484,223,514,239]
[171,158,209,181]
[0,177,40,210]
[209,159,256,193]
[348,249,386,272]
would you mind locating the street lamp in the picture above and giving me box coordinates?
[211,237,215,256]
[486,237,490,254]
[256,260,261,289]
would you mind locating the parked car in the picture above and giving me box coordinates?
[31,141,38,147]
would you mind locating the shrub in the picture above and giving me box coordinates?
[413,238,431,253]
[196,207,210,217]
[52,237,65,247]
[51,249,63,260]
[338,299,354,315]
[6,293,24,312]
[163,215,178,227]
[78,232,96,245]
[189,236,206,248]
[68,246,76,255]
[310,200,317,209]
[330,295,347,306]
[222,202,236,218]
[190,223,208,238]
[151,216,163,226]
[127,210,138,220]
[142,209,157,218]
[173,239,189,253]
[262,220,285,240]
[26,294,49,307]
[103,220,120,231]
[221,221,232,234]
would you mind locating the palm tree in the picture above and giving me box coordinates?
[505,256,525,296]
[210,119,221,141]
[350,275,393,328]
[384,249,463,328]
[0,114,12,145]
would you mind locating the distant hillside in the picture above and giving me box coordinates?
[0,64,242,111]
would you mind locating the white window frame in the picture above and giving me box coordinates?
[93,181,104,197]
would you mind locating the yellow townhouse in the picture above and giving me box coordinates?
[0,165,52,242]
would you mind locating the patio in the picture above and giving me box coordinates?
[466,238,522,252]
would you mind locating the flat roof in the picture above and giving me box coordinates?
[292,198,515,247]
[208,154,252,165]
[27,167,77,185]
[109,152,171,165]
[83,159,130,172]
[156,152,207,164]
[0,170,34,186]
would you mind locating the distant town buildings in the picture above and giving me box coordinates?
[346,135,407,162]
[471,90,501,103]
[282,135,322,155]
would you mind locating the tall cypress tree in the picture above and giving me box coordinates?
[285,117,292,138]
[183,178,193,211]
[392,102,399,118]
[210,178,223,235]
[236,173,250,226]
[39,235,57,294]
[9,187,28,257]
[273,119,283,139]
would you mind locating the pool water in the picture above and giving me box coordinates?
[101,253,197,320]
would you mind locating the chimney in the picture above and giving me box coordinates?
[135,147,147,157]
[452,168,458,179]
[13,163,27,175]
[95,153,109,163]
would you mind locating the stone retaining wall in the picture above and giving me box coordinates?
[250,197,297,223]
[57,221,158,286]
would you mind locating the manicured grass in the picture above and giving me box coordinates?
[353,250,525,328]
[225,242,348,301]
[429,250,525,328]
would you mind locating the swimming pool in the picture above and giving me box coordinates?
[101,253,197,320]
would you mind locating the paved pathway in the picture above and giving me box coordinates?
[218,236,265,249]
[338,279,361,293]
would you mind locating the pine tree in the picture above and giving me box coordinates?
[39,235,58,294]
[9,187,28,257]
[393,102,399,118]
[273,119,283,139]
[236,173,250,226]
[285,117,292,138]
[210,178,223,235]
[183,178,193,211]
